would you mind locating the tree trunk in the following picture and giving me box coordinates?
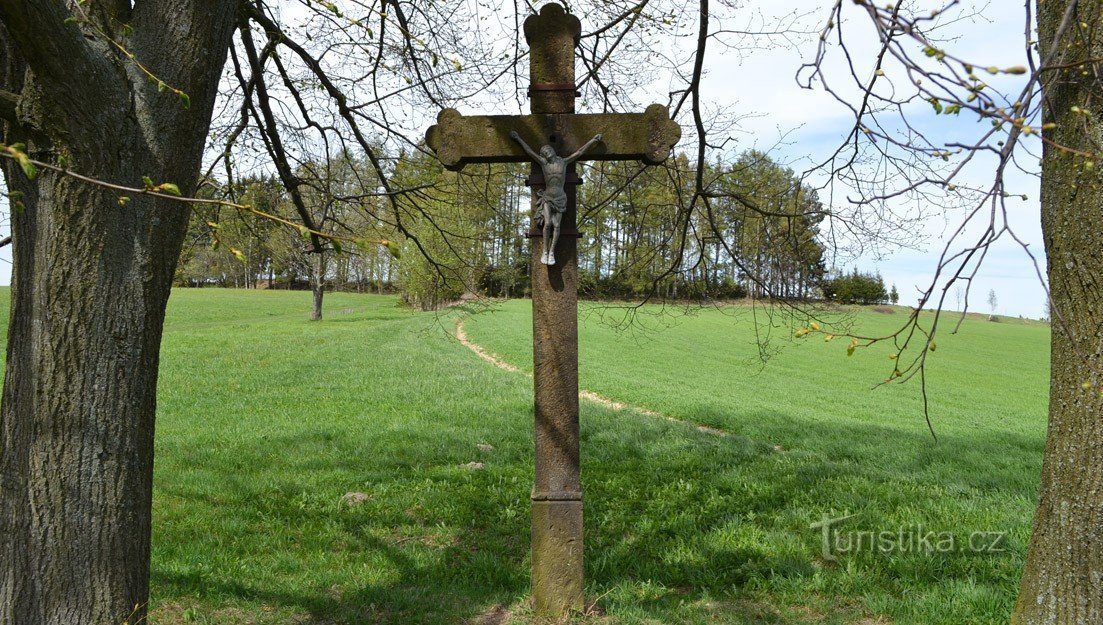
[1013,2,1103,623]
[311,250,326,320]
[0,165,191,625]
[0,4,236,623]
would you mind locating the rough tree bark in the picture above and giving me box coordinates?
[310,249,326,320]
[1013,1,1103,622]
[0,3,236,623]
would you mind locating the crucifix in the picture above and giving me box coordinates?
[425,2,679,615]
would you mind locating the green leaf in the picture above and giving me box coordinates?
[177,91,191,109]
[6,144,36,180]
[157,182,181,196]
[16,154,36,180]
[332,239,343,255]
[118,196,130,207]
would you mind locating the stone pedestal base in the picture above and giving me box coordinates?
[531,497,583,614]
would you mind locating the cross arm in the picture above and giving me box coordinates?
[425,104,681,172]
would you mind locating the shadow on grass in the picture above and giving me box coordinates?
[151,405,1040,624]
[153,528,513,623]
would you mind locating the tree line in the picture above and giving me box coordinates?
[179,148,840,312]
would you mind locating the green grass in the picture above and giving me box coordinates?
[0,289,1049,624]
[465,300,1049,624]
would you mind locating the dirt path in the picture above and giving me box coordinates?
[455,319,726,438]
[454,320,524,375]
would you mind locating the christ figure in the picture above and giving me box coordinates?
[510,131,603,265]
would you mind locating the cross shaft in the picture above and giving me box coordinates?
[424,2,678,615]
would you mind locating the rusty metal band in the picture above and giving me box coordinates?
[528,82,580,97]
[531,489,583,502]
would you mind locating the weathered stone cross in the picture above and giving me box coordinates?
[425,2,679,615]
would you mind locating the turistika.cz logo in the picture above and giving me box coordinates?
[809,513,1009,561]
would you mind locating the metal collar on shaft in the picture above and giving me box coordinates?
[528,82,581,97]
[531,489,583,502]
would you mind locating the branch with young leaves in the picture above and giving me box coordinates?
[63,1,193,109]
[0,142,401,261]
[791,0,1103,433]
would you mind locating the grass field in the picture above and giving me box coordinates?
[0,289,1050,624]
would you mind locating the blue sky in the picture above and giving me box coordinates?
[696,2,1047,318]
[0,1,1048,318]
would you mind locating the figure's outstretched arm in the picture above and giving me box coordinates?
[510,130,545,164]
[565,134,603,163]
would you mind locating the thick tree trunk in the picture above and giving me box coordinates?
[0,3,236,623]
[1013,2,1103,623]
[0,165,189,625]
[311,250,326,321]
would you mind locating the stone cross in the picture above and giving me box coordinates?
[425,2,679,615]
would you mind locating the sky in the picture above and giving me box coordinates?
[691,1,1046,318]
[0,1,1049,318]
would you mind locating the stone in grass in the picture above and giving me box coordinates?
[476,443,495,453]
[340,492,370,507]
[460,461,486,470]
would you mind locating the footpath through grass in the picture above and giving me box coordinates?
[0,289,1049,624]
